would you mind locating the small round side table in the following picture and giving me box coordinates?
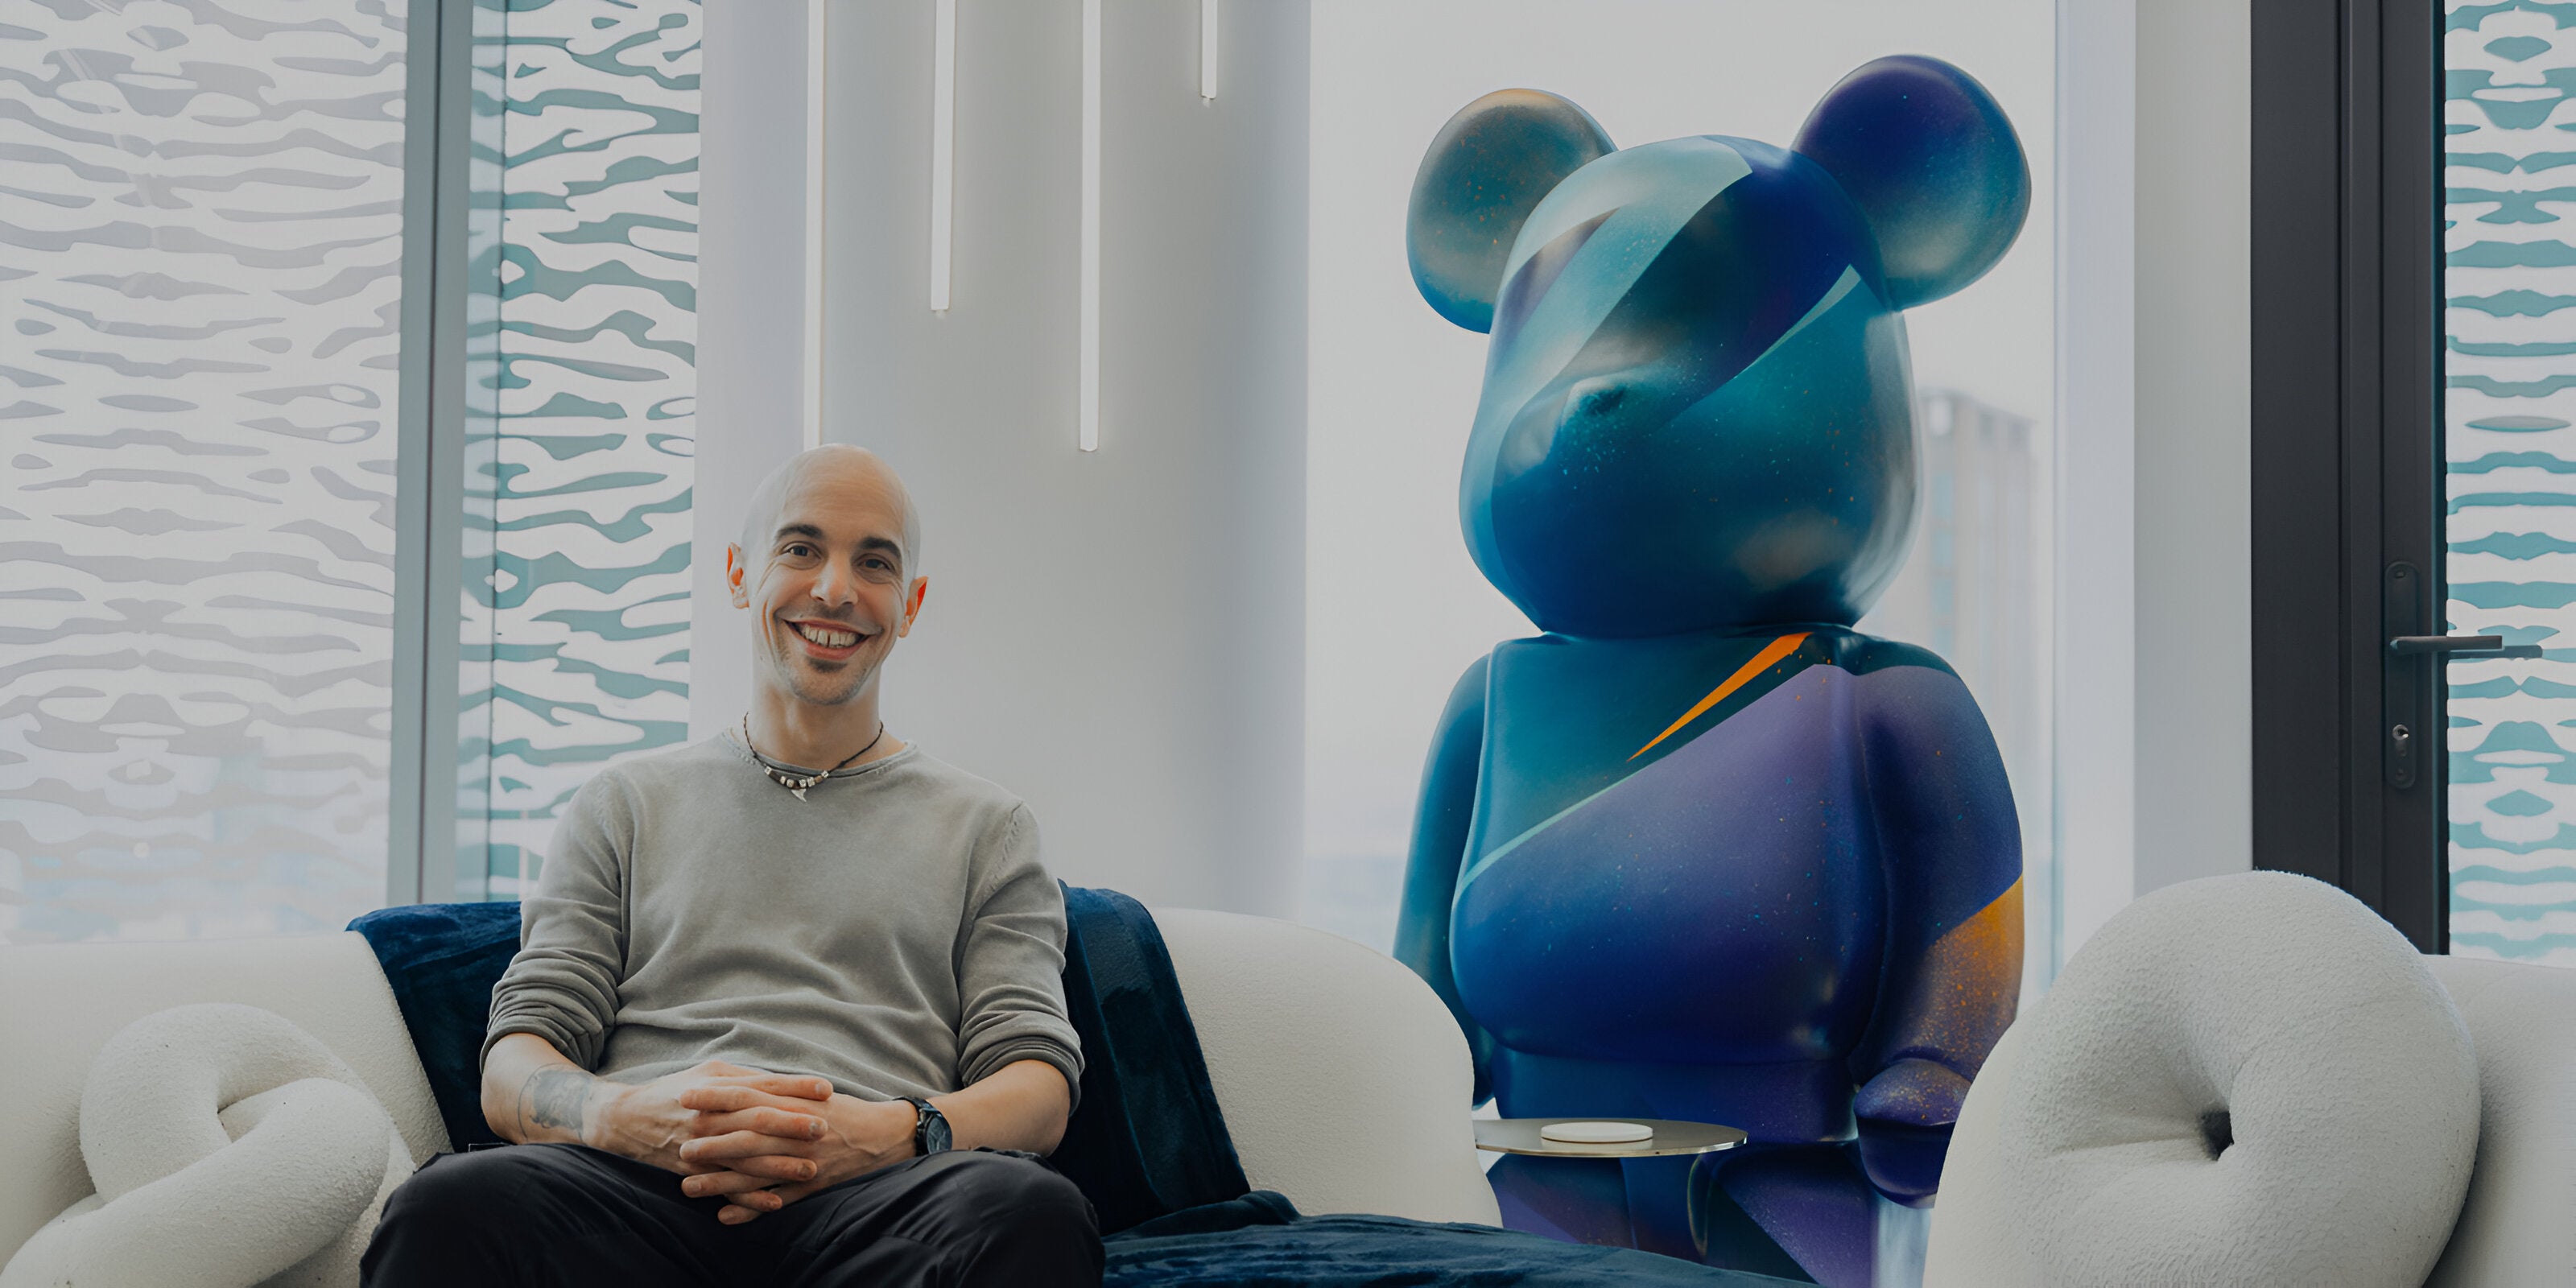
[1473,1117,1748,1158]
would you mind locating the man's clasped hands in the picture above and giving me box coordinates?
[596,1061,922,1224]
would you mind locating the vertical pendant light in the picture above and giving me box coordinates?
[930,0,956,314]
[1078,0,1101,452]
[801,0,830,448]
[1199,0,1218,100]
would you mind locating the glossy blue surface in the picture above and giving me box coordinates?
[1394,58,2029,1286]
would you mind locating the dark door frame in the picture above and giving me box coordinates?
[2250,0,2446,950]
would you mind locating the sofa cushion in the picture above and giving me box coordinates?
[347,886,1249,1234]
[1151,907,1499,1226]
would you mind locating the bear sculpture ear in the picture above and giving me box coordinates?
[1407,89,1615,332]
[1794,56,2030,309]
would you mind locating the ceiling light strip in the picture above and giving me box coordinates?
[801,0,830,448]
[930,0,956,314]
[1199,0,1218,100]
[1078,0,1101,452]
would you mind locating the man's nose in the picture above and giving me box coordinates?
[811,556,857,608]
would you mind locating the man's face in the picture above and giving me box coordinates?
[728,456,927,711]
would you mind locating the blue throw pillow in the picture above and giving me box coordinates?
[348,900,522,1150]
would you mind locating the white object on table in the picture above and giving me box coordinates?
[1539,1121,1653,1144]
[1475,1117,1745,1158]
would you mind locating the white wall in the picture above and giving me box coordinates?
[691,0,809,753]
[2052,0,2140,963]
[2132,0,2254,898]
[778,1,1310,914]
[2056,0,2254,960]
[696,1,1311,913]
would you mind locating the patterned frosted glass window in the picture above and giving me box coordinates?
[455,0,698,899]
[2445,0,2576,965]
[1,3,407,941]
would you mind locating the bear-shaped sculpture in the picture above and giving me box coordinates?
[1393,56,2028,1286]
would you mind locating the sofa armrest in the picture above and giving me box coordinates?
[0,932,446,1265]
[2425,955,2576,1288]
[1152,909,1500,1226]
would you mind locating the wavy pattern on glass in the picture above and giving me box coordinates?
[0,2,406,942]
[2446,0,2576,965]
[456,0,698,899]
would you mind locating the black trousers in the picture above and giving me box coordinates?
[360,1142,1102,1288]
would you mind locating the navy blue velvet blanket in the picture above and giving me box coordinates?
[349,899,519,1150]
[1103,1191,1798,1286]
[349,889,1793,1286]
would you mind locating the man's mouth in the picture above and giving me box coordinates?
[787,620,869,654]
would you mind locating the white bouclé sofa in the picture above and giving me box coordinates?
[0,908,1501,1280]
[1926,873,2576,1288]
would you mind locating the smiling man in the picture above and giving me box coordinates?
[361,446,1100,1287]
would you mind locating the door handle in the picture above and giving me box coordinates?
[2388,634,2535,658]
[2384,563,2544,791]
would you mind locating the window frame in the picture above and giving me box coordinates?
[388,0,474,908]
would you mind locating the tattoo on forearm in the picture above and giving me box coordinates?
[524,1068,592,1135]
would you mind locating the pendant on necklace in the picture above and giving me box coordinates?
[791,785,810,803]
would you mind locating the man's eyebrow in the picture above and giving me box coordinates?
[773,522,825,543]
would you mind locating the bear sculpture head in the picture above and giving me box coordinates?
[1408,56,2029,638]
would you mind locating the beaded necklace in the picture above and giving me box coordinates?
[741,712,887,801]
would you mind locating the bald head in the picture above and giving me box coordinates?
[737,444,923,580]
[728,444,931,716]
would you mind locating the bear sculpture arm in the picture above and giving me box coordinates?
[1393,654,1498,1104]
[1846,659,2025,1198]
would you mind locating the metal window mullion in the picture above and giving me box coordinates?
[390,0,474,909]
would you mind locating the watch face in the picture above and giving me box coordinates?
[923,1109,952,1154]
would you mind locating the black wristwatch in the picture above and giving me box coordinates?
[903,1096,952,1157]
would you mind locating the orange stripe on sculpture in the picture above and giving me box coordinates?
[1629,631,1811,761]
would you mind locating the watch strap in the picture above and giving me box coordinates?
[902,1096,944,1156]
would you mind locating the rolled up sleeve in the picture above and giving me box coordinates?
[954,805,1085,1108]
[482,771,633,1071]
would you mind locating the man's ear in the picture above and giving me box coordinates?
[1407,89,1614,333]
[1793,55,2029,310]
[897,576,928,638]
[726,542,749,609]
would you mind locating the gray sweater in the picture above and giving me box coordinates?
[484,737,1084,1108]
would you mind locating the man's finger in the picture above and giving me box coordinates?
[707,1152,817,1183]
[715,1073,832,1100]
[679,1131,819,1168]
[766,1179,823,1208]
[678,1084,831,1115]
[716,1172,825,1224]
[688,1107,826,1141]
[678,1169,780,1199]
